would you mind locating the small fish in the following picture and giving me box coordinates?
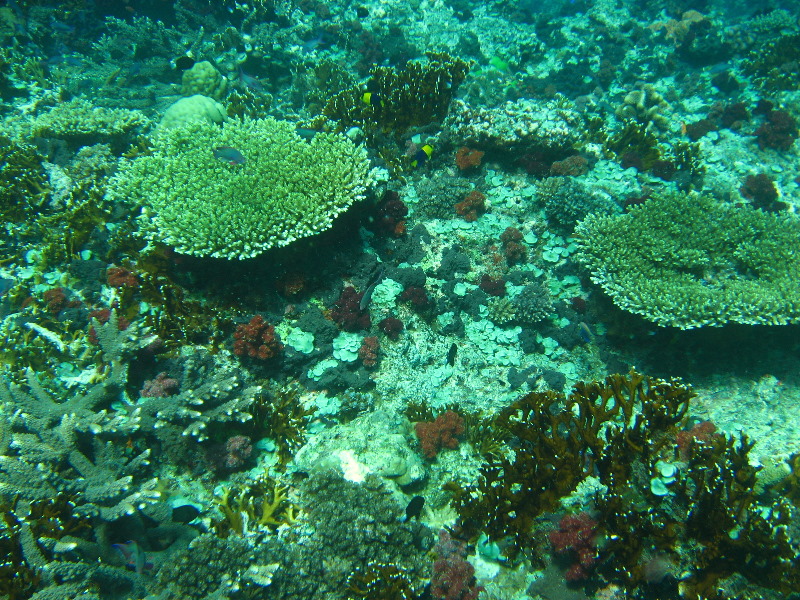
[238,67,265,93]
[0,277,15,296]
[213,146,246,166]
[411,144,433,168]
[359,266,385,311]
[401,495,425,522]
[295,127,318,141]
[577,321,593,344]
[361,91,384,108]
[302,31,328,53]
[112,540,153,574]
[446,342,458,366]
[172,504,200,523]
[49,17,76,35]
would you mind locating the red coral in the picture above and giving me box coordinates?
[374,190,408,237]
[479,274,506,297]
[550,154,588,177]
[42,287,68,315]
[140,372,179,398]
[399,285,430,309]
[500,227,527,265]
[275,272,307,297]
[454,146,485,171]
[106,266,139,289]
[740,173,785,212]
[755,109,798,151]
[430,529,484,600]
[233,315,282,360]
[378,317,403,340]
[549,512,599,582]
[358,335,379,368]
[330,286,371,331]
[415,410,464,459]
[676,420,719,460]
[454,190,485,222]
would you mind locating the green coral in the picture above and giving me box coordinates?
[110,117,371,259]
[575,193,800,328]
[31,97,149,148]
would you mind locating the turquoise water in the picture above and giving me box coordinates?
[0,1,799,598]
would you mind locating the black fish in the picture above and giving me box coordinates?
[175,55,195,71]
[446,343,458,366]
[401,495,425,522]
[172,504,200,523]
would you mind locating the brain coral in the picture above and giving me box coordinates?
[110,117,371,259]
[575,193,800,328]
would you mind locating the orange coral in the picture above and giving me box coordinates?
[454,189,486,222]
[455,146,485,171]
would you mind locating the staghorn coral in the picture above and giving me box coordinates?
[0,312,160,520]
[575,192,800,328]
[109,117,372,259]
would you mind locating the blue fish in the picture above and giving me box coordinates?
[112,540,153,574]
[213,146,246,166]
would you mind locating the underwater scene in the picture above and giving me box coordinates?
[1,0,800,598]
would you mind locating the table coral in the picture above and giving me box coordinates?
[576,192,800,328]
[109,117,371,259]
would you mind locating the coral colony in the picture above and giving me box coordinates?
[1,1,800,600]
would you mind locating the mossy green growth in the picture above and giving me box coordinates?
[110,117,371,259]
[575,193,800,328]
